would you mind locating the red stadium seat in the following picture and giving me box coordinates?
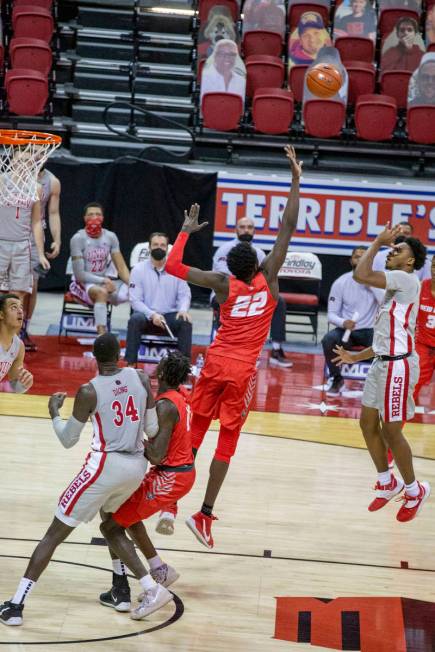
[380,70,411,109]
[379,8,419,37]
[12,6,54,42]
[303,99,345,137]
[288,64,309,102]
[428,43,435,53]
[5,68,48,115]
[355,94,397,141]
[198,0,239,22]
[10,37,52,75]
[345,60,375,104]
[334,36,375,63]
[201,92,243,131]
[407,106,435,144]
[13,0,52,8]
[252,87,294,134]
[246,55,284,97]
[243,30,283,58]
[288,1,330,29]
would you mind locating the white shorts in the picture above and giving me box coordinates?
[56,451,147,527]
[362,353,419,423]
[0,240,33,293]
[69,279,129,306]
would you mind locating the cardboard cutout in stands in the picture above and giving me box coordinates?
[200,38,246,102]
[303,45,348,104]
[198,5,238,63]
[378,0,421,12]
[425,5,435,47]
[407,52,435,106]
[381,17,425,71]
[288,11,332,68]
[333,0,377,42]
[242,0,286,38]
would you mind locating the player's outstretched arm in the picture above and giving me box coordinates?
[354,223,400,288]
[332,345,374,365]
[165,204,228,298]
[262,146,302,283]
[49,384,96,449]
[144,399,179,465]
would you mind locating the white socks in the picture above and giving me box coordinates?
[94,302,107,328]
[12,577,35,604]
[147,554,163,571]
[405,480,419,497]
[112,559,127,576]
[378,470,391,486]
[272,341,281,351]
[139,574,157,591]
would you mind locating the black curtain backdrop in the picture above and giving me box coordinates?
[40,158,217,302]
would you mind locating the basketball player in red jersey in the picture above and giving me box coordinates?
[165,146,302,548]
[99,351,195,618]
[414,256,435,401]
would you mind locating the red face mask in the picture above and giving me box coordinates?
[85,216,103,238]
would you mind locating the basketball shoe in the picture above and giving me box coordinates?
[0,601,24,626]
[130,584,173,620]
[269,348,293,368]
[138,564,179,599]
[396,481,431,523]
[186,511,217,549]
[99,573,131,612]
[368,474,404,511]
[156,511,176,535]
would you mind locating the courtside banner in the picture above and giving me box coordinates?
[214,172,435,255]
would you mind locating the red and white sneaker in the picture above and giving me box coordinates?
[368,474,404,512]
[396,481,431,523]
[185,511,218,549]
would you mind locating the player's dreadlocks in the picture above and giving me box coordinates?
[159,350,191,388]
[403,237,427,270]
[227,242,258,283]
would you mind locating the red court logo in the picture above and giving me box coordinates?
[274,597,435,652]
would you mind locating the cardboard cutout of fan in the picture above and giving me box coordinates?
[306,63,343,98]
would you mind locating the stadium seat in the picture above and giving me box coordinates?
[407,106,435,144]
[198,0,239,23]
[246,55,284,97]
[334,36,375,63]
[12,5,54,42]
[252,88,294,134]
[355,94,397,141]
[10,37,52,75]
[379,8,419,37]
[5,68,48,115]
[242,30,283,58]
[14,0,53,7]
[288,64,309,102]
[380,70,411,109]
[201,92,243,131]
[344,60,375,104]
[303,99,345,137]
[288,1,330,29]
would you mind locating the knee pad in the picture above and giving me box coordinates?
[214,426,241,463]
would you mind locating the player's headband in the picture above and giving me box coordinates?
[85,216,103,238]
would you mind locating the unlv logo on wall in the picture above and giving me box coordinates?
[274,597,435,651]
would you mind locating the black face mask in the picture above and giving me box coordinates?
[238,233,253,243]
[151,248,166,261]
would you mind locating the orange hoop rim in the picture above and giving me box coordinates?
[0,129,62,146]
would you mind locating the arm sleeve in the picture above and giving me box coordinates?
[72,257,105,285]
[109,231,120,253]
[165,231,191,280]
[129,265,154,319]
[52,416,86,449]
[176,279,192,312]
[327,278,345,328]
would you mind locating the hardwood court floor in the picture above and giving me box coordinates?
[0,407,434,651]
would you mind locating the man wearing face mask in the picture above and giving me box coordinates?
[125,232,192,364]
[69,202,130,335]
[212,217,292,367]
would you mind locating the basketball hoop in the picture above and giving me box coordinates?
[0,129,61,208]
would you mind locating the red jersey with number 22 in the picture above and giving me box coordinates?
[209,272,277,365]
[157,388,193,467]
[416,279,435,348]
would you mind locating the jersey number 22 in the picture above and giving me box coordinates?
[230,291,267,318]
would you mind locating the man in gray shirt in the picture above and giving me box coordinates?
[323,246,380,396]
[212,216,292,368]
[125,232,192,363]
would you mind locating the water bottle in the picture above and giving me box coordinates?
[194,353,204,377]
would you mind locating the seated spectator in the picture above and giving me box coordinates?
[288,12,331,68]
[243,0,286,37]
[334,0,377,42]
[408,52,435,106]
[125,232,192,364]
[381,17,425,72]
[69,202,130,335]
[426,5,435,46]
[198,5,238,62]
[200,39,246,101]
[303,45,349,104]
[212,217,292,368]
[322,246,380,396]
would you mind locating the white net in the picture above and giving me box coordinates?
[0,130,61,208]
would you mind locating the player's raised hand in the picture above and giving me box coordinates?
[332,345,355,366]
[17,367,33,391]
[376,222,402,247]
[181,203,208,234]
[284,145,303,179]
[48,391,67,417]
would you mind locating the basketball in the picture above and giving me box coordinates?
[306,63,343,99]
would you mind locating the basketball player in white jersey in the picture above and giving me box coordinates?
[0,333,164,626]
[69,202,130,335]
[0,294,33,392]
[333,224,430,523]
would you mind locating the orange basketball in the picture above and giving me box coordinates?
[306,63,342,99]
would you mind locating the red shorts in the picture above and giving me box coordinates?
[415,340,435,398]
[113,465,196,528]
[191,353,257,430]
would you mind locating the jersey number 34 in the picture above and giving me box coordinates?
[111,395,139,427]
[230,291,267,318]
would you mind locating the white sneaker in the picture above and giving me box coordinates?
[138,564,179,599]
[155,511,175,535]
[130,584,173,620]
